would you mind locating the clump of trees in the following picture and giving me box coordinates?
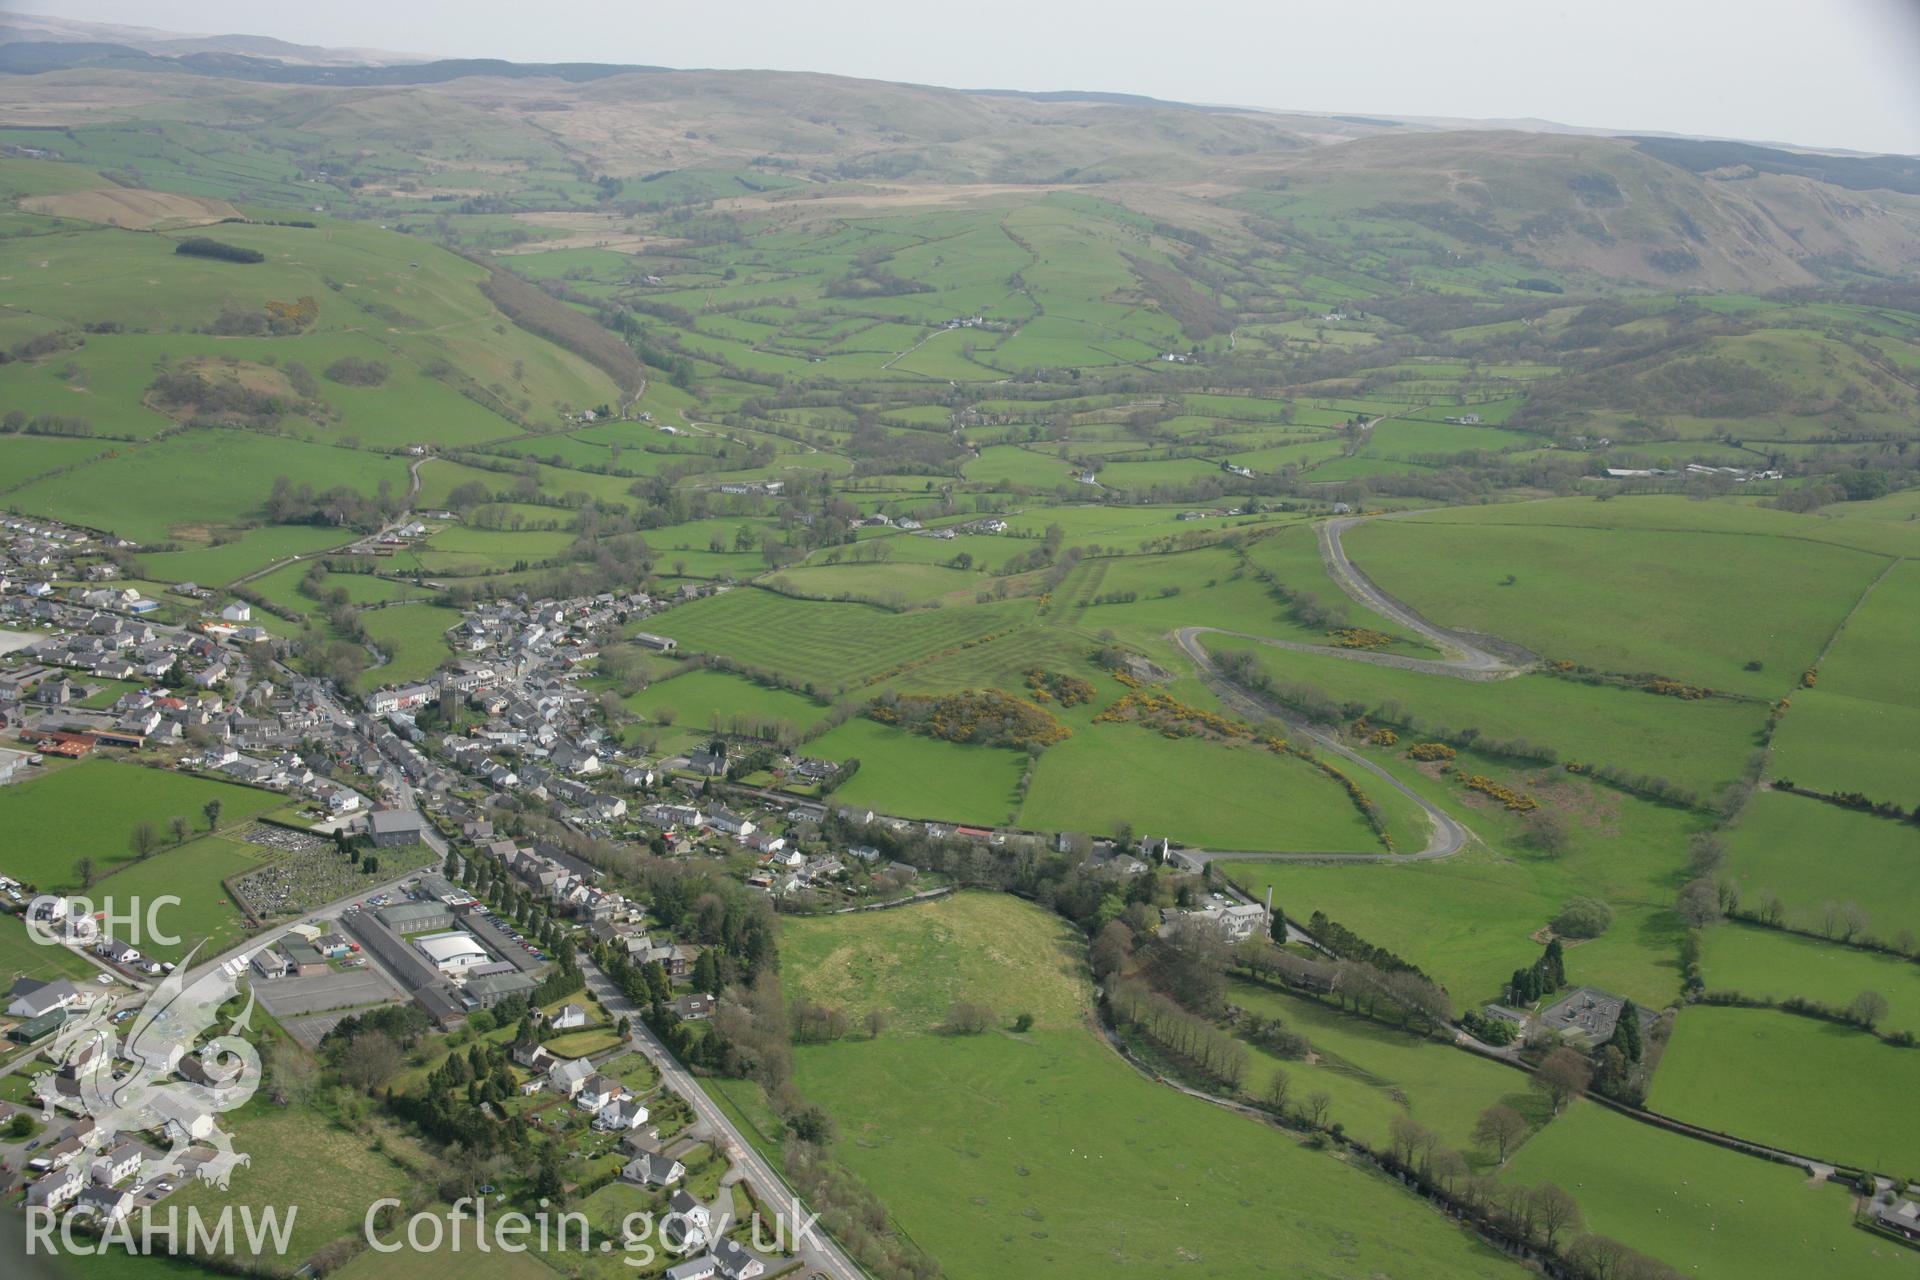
[1106,975,1249,1089]
[325,356,391,386]
[1508,938,1567,1004]
[175,237,265,264]
[148,368,310,424]
[1550,897,1613,939]
[265,474,400,531]
[940,1002,996,1036]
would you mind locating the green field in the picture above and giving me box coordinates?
[93,833,267,962]
[1226,976,1540,1156]
[1345,503,1890,696]
[0,761,283,888]
[1767,689,1920,806]
[356,604,459,690]
[1723,792,1920,943]
[0,913,101,984]
[1203,631,1765,801]
[8,428,410,547]
[1019,722,1399,851]
[1699,924,1920,1038]
[1814,558,1920,708]
[620,667,829,739]
[1223,838,1690,1012]
[775,893,1519,1280]
[807,717,1028,824]
[1504,1099,1907,1280]
[648,589,1029,694]
[1647,1006,1920,1173]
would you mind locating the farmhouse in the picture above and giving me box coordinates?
[1872,1196,1920,1241]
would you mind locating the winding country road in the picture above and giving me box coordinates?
[1168,510,1533,864]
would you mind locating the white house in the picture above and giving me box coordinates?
[90,1142,143,1186]
[549,1003,589,1031]
[592,1097,650,1132]
[621,1150,685,1187]
[574,1073,624,1113]
[662,1190,712,1252]
[75,1185,136,1224]
[546,1057,593,1098]
[220,602,251,623]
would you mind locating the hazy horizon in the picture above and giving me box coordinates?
[6,0,1920,156]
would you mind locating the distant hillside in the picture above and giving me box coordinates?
[1226,131,1920,290]
[0,18,1915,290]
[0,11,430,65]
[1629,137,1920,196]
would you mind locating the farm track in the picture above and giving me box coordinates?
[1169,510,1537,863]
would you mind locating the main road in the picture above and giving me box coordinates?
[583,961,863,1280]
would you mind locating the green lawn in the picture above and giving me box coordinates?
[1647,1005,1920,1173]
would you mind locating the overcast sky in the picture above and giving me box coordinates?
[14,0,1920,154]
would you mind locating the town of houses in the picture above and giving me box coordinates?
[0,507,1303,1277]
[1,512,1240,915]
